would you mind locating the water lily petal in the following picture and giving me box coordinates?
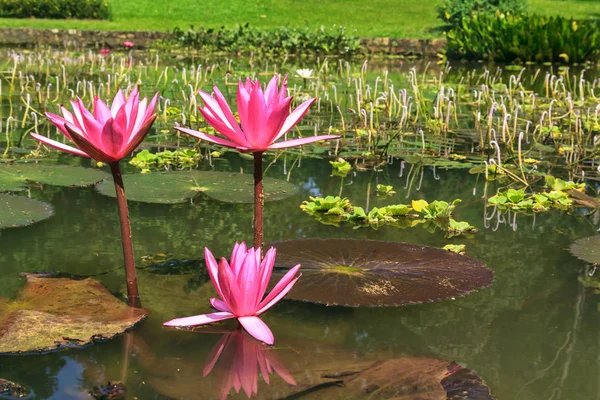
[94,97,112,126]
[272,98,316,142]
[163,311,235,327]
[238,316,274,345]
[30,133,90,158]
[45,112,71,138]
[205,247,224,298]
[268,134,340,150]
[64,123,114,162]
[258,247,276,301]
[242,81,268,148]
[257,265,301,314]
[110,90,127,117]
[236,248,261,314]
[210,298,231,312]
[174,127,245,150]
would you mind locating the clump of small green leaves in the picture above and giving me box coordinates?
[443,244,466,254]
[488,177,585,214]
[130,149,202,172]
[375,184,396,197]
[411,199,461,219]
[330,158,352,177]
[300,196,352,226]
[301,195,475,237]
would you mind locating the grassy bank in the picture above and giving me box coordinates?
[0,0,596,38]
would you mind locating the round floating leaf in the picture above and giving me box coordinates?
[0,163,109,192]
[290,357,495,399]
[570,236,600,264]
[0,273,148,354]
[0,194,54,228]
[95,170,299,204]
[268,239,493,306]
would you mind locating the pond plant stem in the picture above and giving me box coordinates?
[110,161,141,308]
[254,151,264,251]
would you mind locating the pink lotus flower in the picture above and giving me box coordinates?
[123,41,134,48]
[164,243,301,345]
[175,75,339,151]
[100,48,110,55]
[34,87,158,163]
[205,330,296,399]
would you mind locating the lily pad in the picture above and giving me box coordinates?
[95,170,299,204]
[0,273,148,354]
[268,239,493,306]
[290,357,495,399]
[570,236,600,264]
[0,163,110,192]
[0,194,54,229]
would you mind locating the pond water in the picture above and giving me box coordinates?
[0,50,598,399]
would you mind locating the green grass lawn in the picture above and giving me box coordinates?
[0,0,596,38]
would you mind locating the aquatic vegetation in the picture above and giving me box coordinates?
[443,244,466,254]
[0,273,147,354]
[0,193,54,228]
[171,24,362,57]
[204,330,296,399]
[488,177,586,214]
[0,163,109,192]
[329,157,352,176]
[176,75,338,248]
[301,195,475,236]
[164,243,301,345]
[447,13,600,63]
[375,183,396,197]
[412,198,460,219]
[569,236,600,265]
[129,148,202,171]
[34,87,158,307]
[437,0,526,26]
[96,170,299,204]
[0,378,29,398]
[266,239,493,306]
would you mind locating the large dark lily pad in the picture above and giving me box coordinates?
[570,236,600,264]
[268,239,493,306]
[95,170,299,204]
[0,163,109,192]
[0,273,148,354]
[286,357,495,399]
[0,194,54,229]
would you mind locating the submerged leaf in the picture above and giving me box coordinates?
[0,194,54,229]
[570,236,600,264]
[96,171,299,204]
[0,163,109,192]
[0,273,147,354]
[268,239,493,306]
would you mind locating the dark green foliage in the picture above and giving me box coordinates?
[172,24,362,57]
[0,0,111,20]
[447,13,600,63]
[436,0,526,25]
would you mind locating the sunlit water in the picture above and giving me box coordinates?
[0,52,598,399]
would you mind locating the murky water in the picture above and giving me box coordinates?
[0,51,598,399]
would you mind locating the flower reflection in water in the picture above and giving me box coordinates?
[204,330,296,399]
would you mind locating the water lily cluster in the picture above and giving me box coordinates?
[33,76,339,343]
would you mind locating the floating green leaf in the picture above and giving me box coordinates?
[570,236,600,264]
[0,194,54,229]
[0,163,109,192]
[0,273,147,354]
[268,239,493,306]
[96,170,299,204]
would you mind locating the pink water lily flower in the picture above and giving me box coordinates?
[34,87,158,163]
[175,75,339,151]
[164,243,301,345]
